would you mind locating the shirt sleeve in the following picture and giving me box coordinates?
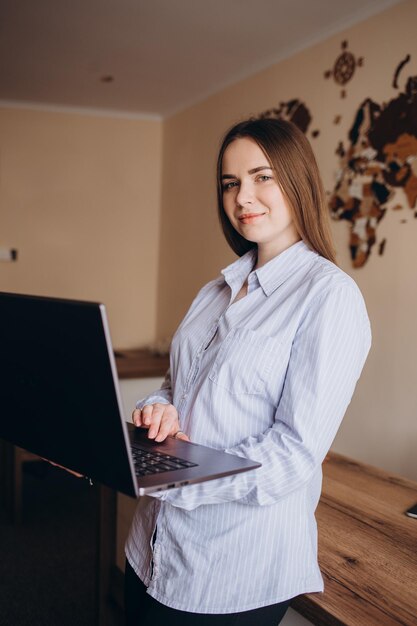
[135,368,173,409]
[152,283,371,510]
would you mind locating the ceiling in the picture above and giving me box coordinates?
[0,0,403,118]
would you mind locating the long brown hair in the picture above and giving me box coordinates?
[216,118,336,263]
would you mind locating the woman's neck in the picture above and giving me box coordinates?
[255,233,301,269]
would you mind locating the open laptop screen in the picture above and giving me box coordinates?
[0,292,136,495]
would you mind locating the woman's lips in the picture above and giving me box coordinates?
[238,212,265,224]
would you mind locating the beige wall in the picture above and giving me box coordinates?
[157,0,417,479]
[0,107,162,347]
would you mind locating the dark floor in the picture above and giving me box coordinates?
[0,461,124,626]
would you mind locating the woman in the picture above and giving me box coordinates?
[125,118,371,625]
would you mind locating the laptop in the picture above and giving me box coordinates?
[0,292,260,497]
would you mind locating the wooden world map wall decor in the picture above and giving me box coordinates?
[257,99,319,138]
[324,40,364,99]
[257,51,417,268]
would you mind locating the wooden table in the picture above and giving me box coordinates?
[114,348,169,379]
[292,453,417,625]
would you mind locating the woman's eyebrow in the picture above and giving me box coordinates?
[248,166,273,175]
[221,166,272,179]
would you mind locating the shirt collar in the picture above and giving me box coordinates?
[221,240,318,297]
[221,249,257,295]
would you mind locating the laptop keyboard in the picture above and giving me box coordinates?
[132,446,198,476]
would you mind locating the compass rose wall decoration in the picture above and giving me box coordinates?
[324,40,364,98]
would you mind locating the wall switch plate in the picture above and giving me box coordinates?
[0,247,18,261]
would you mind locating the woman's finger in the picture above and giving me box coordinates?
[154,404,180,442]
[155,412,179,442]
[141,404,154,426]
[174,431,190,442]
[132,408,142,427]
[135,403,181,441]
[146,404,165,439]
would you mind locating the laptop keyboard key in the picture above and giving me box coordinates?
[131,446,198,476]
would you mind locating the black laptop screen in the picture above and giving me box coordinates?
[0,292,136,495]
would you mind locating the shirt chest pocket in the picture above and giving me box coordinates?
[208,328,282,395]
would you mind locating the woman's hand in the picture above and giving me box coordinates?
[132,403,190,443]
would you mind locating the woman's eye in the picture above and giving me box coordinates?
[257,174,272,182]
[222,181,238,191]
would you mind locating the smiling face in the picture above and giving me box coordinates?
[221,137,300,266]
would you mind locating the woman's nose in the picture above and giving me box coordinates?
[236,181,254,207]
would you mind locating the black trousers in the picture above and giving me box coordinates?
[124,560,291,626]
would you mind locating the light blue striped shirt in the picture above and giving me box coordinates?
[126,240,371,613]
